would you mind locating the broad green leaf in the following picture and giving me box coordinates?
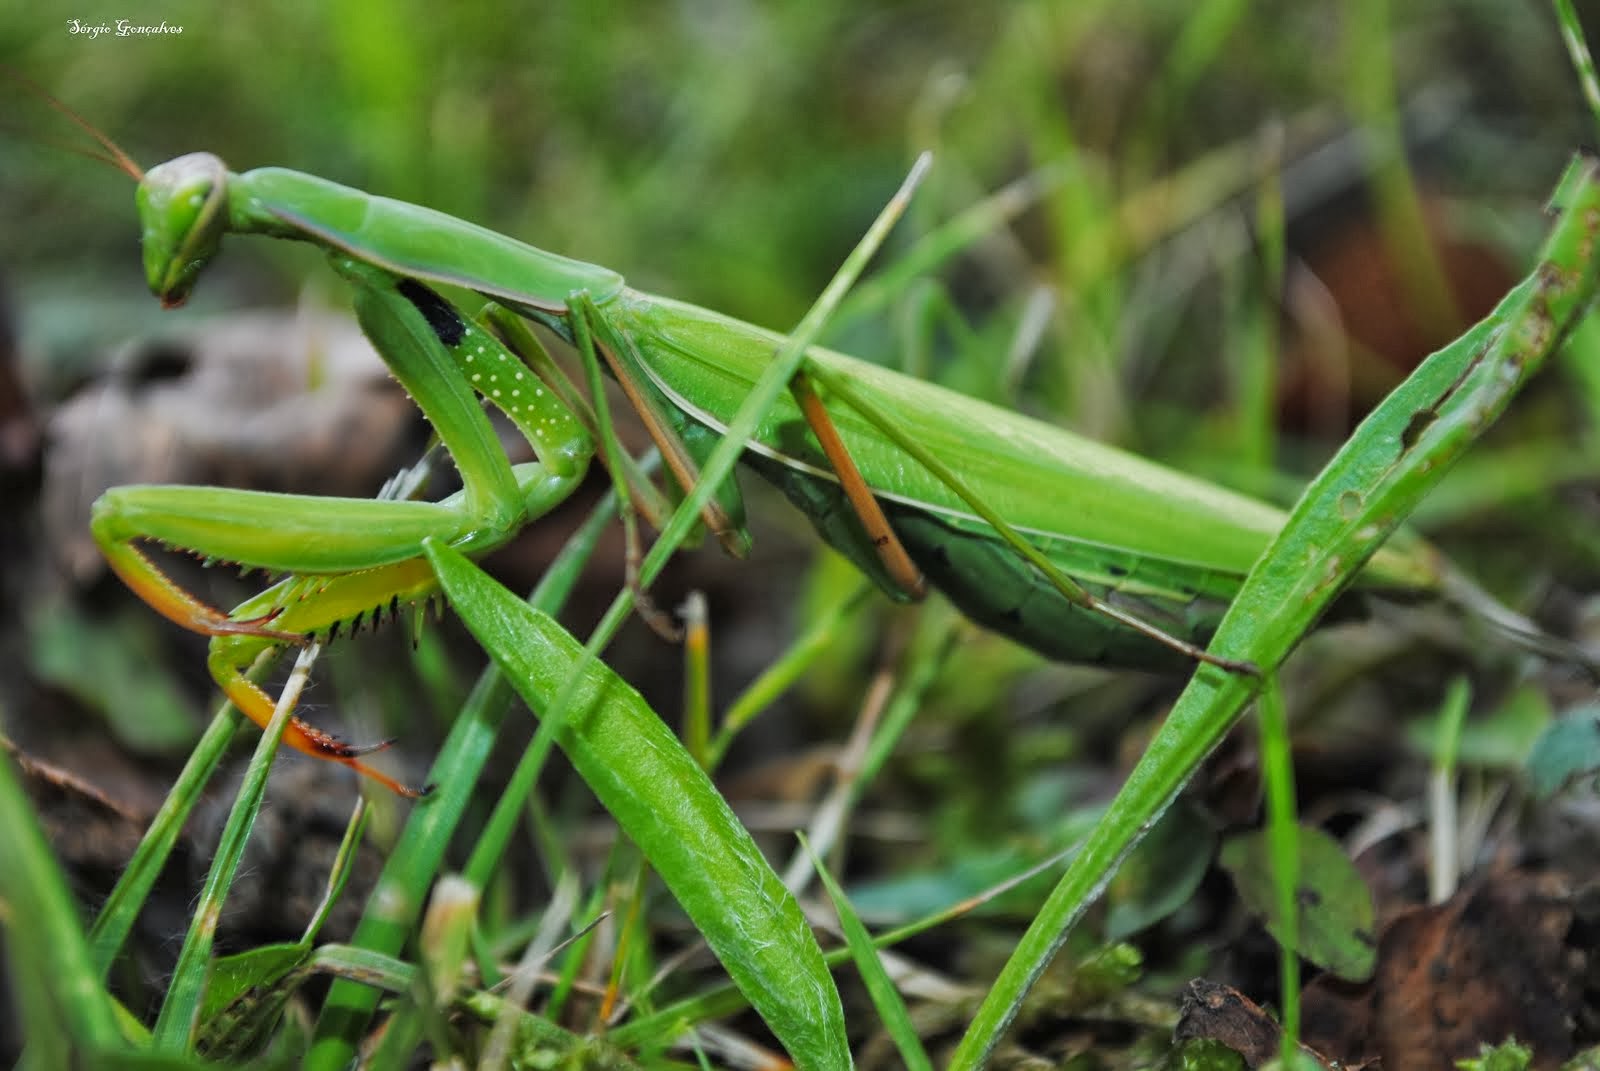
[1527,702,1600,799]
[197,942,310,1059]
[1220,825,1376,981]
[1104,802,1215,941]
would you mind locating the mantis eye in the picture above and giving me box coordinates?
[137,152,229,307]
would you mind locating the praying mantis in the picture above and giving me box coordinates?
[83,137,1469,798]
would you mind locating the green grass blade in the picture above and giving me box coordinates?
[307,943,420,990]
[460,491,619,892]
[305,658,515,1069]
[305,491,612,1070]
[710,581,872,768]
[1554,0,1600,138]
[804,834,935,1071]
[1428,676,1473,903]
[1236,136,1284,473]
[831,163,1068,336]
[153,642,316,1050]
[1256,676,1301,1064]
[87,686,250,976]
[425,538,851,1071]
[682,591,712,767]
[950,153,1600,1069]
[302,797,370,944]
[0,747,125,1053]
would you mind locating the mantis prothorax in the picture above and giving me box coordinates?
[84,141,1461,796]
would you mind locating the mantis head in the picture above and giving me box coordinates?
[137,152,230,308]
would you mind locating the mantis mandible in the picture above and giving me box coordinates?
[84,138,1458,796]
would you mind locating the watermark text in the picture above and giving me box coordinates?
[67,19,184,40]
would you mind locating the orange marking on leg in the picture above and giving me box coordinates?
[218,668,428,798]
[101,541,306,643]
[790,371,927,599]
[590,334,744,554]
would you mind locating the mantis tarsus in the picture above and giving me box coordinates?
[82,135,1478,796]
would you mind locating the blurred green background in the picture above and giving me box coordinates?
[6,2,1600,1056]
[5,0,1592,441]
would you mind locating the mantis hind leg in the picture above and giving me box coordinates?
[788,370,927,599]
[807,364,1259,675]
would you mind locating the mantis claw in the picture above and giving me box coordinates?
[216,610,309,645]
[331,736,398,758]
[626,550,685,643]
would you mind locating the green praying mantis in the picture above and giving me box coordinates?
[75,123,1502,798]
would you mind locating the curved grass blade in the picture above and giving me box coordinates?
[153,642,320,1050]
[87,681,252,976]
[306,490,614,1070]
[425,538,850,1071]
[951,153,1600,1068]
[805,834,935,1071]
[0,744,125,1056]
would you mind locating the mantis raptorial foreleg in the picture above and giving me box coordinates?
[92,258,600,794]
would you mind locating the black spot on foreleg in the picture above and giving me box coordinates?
[396,279,467,345]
